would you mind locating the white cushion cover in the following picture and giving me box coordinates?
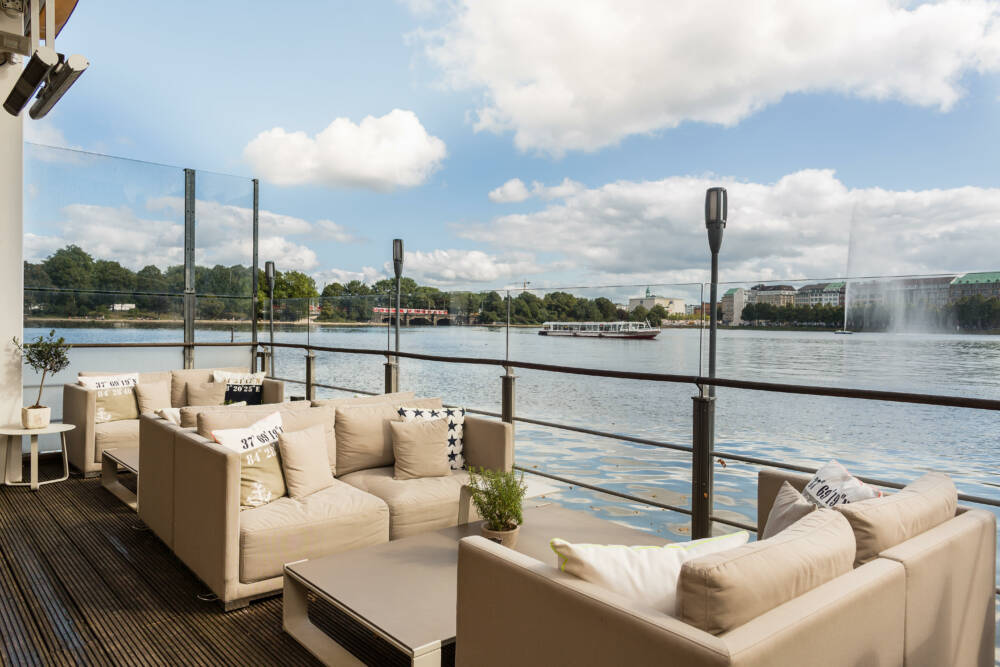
[803,460,882,508]
[210,411,283,452]
[156,407,182,425]
[550,531,749,615]
[212,370,266,385]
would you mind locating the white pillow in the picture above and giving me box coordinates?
[212,370,266,386]
[156,408,182,425]
[804,460,882,508]
[210,411,284,452]
[550,531,749,615]
[78,373,139,390]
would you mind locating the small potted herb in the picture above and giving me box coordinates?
[12,330,71,429]
[467,467,528,548]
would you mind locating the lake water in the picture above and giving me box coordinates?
[28,323,1000,545]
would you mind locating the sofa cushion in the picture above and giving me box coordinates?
[210,411,287,509]
[400,405,465,470]
[279,424,335,499]
[677,509,855,635]
[93,419,140,462]
[339,465,472,539]
[170,367,246,408]
[312,391,415,408]
[761,481,815,539]
[180,400,304,428]
[78,373,140,423]
[836,472,957,565]
[335,403,401,476]
[390,418,450,480]
[198,403,337,474]
[185,381,227,407]
[239,480,389,583]
[134,381,172,414]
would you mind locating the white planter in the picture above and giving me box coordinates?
[21,406,51,429]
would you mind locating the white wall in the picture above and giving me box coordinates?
[0,50,24,428]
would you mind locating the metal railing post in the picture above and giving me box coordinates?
[501,365,516,424]
[384,358,398,394]
[305,352,316,401]
[182,168,196,369]
[691,387,715,539]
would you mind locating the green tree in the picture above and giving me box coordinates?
[43,245,94,290]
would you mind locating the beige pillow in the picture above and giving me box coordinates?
[677,509,855,635]
[312,390,415,408]
[390,418,450,480]
[180,400,291,428]
[134,381,172,414]
[210,411,286,509]
[836,472,956,566]
[334,403,400,476]
[761,481,816,539]
[279,424,335,499]
[185,381,227,407]
[395,397,443,411]
[78,373,139,423]
[170,366,245,407]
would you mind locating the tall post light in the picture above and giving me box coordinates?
[691,186,727,540]
[384,239,403,393]
[265,260,275,374]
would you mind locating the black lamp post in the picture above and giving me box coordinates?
[691,187,727,540]
[384,240,403,392]
[265,261,275,373]
[705,187,727,396]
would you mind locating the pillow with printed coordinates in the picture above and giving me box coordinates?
[211,411,286,509]
[803,460,882,508]
[78,373,139,423]
[212,370,266,406]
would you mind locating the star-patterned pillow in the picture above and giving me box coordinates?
[397,406,465,470]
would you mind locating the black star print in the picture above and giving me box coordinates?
[448,451,457,462]
[445,408,455,417]
[430,410,440,417]
[414,409,424,417]
[448,420,456,431]
[397,408,406,417]
[448,435,457,446]
[460,408,466,416]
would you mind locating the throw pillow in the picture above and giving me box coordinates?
[78,373,139,423]
[211,411,286,509]
[156,407,182,425]
[399,405,465,470]
[334,403,401,475]
[836,472,957,565]
[761,481,816,539]
[185,381,228,407]
[278,424,334,499]
[213,370,266,405]
[390,418,451,480]
[134,381,172,414]
[550,531,749,616]
[803,460,882,508]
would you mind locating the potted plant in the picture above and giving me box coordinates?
[12,330,71,429]
[467,467,528,548]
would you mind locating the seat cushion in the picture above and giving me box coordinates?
[170,367,246,408]
[339,466,472,539]
[836,472,957,565]
[239,480,389,583]
[93,419,140,462]
[677,509,855,635]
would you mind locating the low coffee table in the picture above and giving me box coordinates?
[283,503,669,666]
[101,448,139,511]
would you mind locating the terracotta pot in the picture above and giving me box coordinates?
[21,406,51,430]
[481,524,520,548]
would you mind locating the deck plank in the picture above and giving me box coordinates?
[0,459,321,667]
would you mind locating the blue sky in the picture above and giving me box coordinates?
[22,0,1000,295]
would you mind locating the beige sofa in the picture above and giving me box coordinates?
[456,469,995,667]
[139,394,513,610]
[63,367,284,477]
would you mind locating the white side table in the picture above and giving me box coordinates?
[0,423,74,491]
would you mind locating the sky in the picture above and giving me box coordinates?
[20,0,1000,297]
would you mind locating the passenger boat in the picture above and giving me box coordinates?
[538,321,661,339]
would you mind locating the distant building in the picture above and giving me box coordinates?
[795,281,846,307]
[111,303,136,312]
[685,304,698,316]
[950,272,1000,300]
[628,287,685,315]
[749,284,796,307]
[721,287,746,324]
[851,276,954,308]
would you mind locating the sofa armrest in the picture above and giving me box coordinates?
[723,558,905,666]
[62,383,96,475]
[757,469,811,535]
[463,416,513,472]
[879,509,996,667]
[456,536,730,667]
[138,415,184,547]
[261,378,283,404]
[172,430,241,602]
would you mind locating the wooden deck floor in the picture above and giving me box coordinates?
[0,458,322,666]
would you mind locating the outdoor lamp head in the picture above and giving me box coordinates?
[705,187,727,254]
[265,261,275,294]
[392,239,404,279]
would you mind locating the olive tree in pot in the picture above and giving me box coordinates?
[467,467,528,548]
[12,330,71,429]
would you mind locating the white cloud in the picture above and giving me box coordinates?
[412,0,1000,154]
[488,178,531,203]
[532,177,583,200]
[390,249,542,286]
[243,109,447,190]
[24,120,77,149]
[315,220,364,243]
[458,169,1000,285]
[313,266,385,288]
